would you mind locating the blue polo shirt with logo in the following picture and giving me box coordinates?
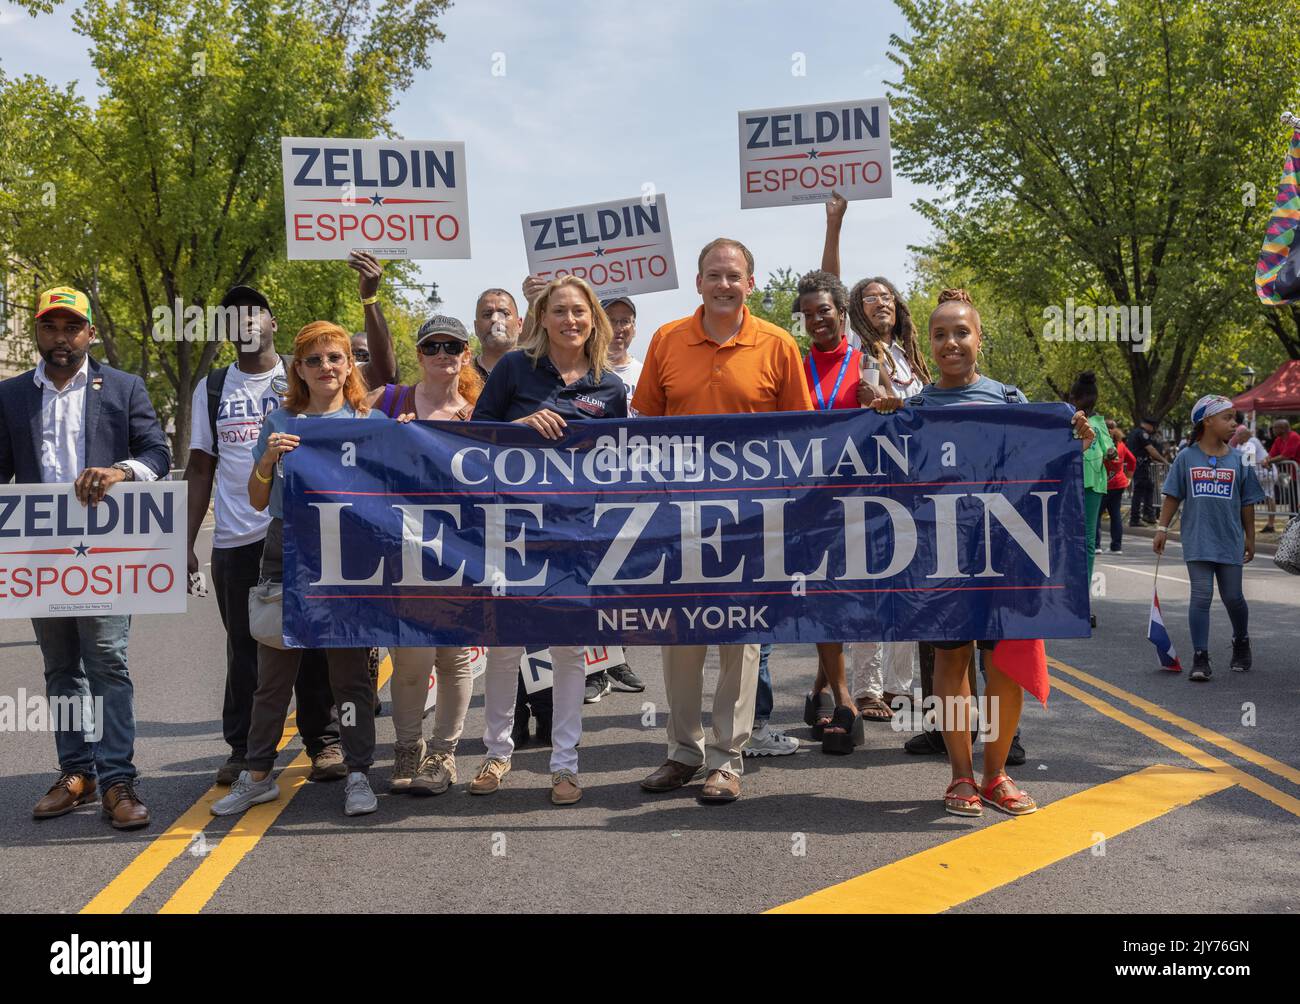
[472,349,628,422]
[1162,444,1265,564]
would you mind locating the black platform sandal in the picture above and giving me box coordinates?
[821,706,859,756]
[803,690,834,728]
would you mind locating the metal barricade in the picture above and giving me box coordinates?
[1121,460,1168,523]
[1257,457,1299,528]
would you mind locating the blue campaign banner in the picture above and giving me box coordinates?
[281,405,1089,648]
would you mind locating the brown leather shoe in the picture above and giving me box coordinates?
[33,773,97,819]
[309,744,347,782]
[699,769,741,803]
[640,759,705,792]
[101,781,151,830]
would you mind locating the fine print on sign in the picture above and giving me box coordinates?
[520,195,678,298]
[0,483,188,618]
[281,137,471,260]
[738,98,892,209]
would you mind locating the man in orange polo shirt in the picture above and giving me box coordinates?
[632,238,813,803]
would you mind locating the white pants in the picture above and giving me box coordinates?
[389,646,474,752]
[483,645,586,774]
[847,641,916,701]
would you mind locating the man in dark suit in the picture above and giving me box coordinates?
[0,286,171,829]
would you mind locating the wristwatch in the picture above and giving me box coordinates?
[111,462,136,481]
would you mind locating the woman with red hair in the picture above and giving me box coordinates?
[212,322,386,819]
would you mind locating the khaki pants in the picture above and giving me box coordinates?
[661,644,760,775]
[389,646,474,752]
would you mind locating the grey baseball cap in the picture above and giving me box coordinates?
[415,314,471,344]
[600,296,636,317]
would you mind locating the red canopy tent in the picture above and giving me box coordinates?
[1232,359,1300,414]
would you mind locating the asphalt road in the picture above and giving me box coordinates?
[1,521,1296,915]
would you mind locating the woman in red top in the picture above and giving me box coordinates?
[795,270,866,753]
[1097,419,1136,553]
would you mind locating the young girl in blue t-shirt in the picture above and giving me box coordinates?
[1153,395,1265,681]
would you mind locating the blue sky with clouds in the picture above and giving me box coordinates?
[0,0,939,354]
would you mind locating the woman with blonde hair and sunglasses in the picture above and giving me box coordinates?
[366,315,484,797]
[469,275,628,805]
[212,322,387,819]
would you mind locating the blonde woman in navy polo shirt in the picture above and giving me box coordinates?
[469,275,627,805]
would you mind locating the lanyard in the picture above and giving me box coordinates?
[808,349,853,411]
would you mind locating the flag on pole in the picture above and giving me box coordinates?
[992,639,1050,706]
[1147,591,1182,672]
[1254,123,1300,306]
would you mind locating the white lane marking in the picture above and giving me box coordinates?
[1099,562,1188,585]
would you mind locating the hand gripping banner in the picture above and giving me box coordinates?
[281,406,1089,649]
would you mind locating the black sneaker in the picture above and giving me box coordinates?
[1230,637,1252,672]
[1006,732,1026,766]
[903,730,946,755]
[584,671,612,704]
[1190,650,1212,682]
[605,663,645,692]
[216,755,246,786]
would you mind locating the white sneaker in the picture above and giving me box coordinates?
[744,723,799,757]
[211,770,279,816]
[344,772,378,816]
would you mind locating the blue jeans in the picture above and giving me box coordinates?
[1185,561,1248,652]
[31,615,136,788]
[754,643,774,725]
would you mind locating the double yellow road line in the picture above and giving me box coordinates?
[774,658,1300,913]
[81,654,1295,915]
[81,658,392,915]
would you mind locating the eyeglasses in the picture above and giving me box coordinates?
[352,349,370,362]
[301,352,347,368]
[862,293,895,305]
[419,340,465,356]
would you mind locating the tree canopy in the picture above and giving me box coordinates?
[0,0,450,463]
[888,0,1300,423]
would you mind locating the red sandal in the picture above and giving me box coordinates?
[980,773,1037,816]
[943,777,982,817]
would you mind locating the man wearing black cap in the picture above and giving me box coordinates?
[183,252,396,785]
[1127,417,1166,526]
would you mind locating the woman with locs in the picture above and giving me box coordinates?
[818,190,935,743]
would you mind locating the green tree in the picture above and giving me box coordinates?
[889,0,1300,424]
[0,0,448,465]
[747,266,810,353]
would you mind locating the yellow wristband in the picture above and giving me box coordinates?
[254,466,273,484]
[361,294,379,306]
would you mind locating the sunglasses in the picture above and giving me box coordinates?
[301,352,347,368]
[352,349,370,362]
[419,340,465,356]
